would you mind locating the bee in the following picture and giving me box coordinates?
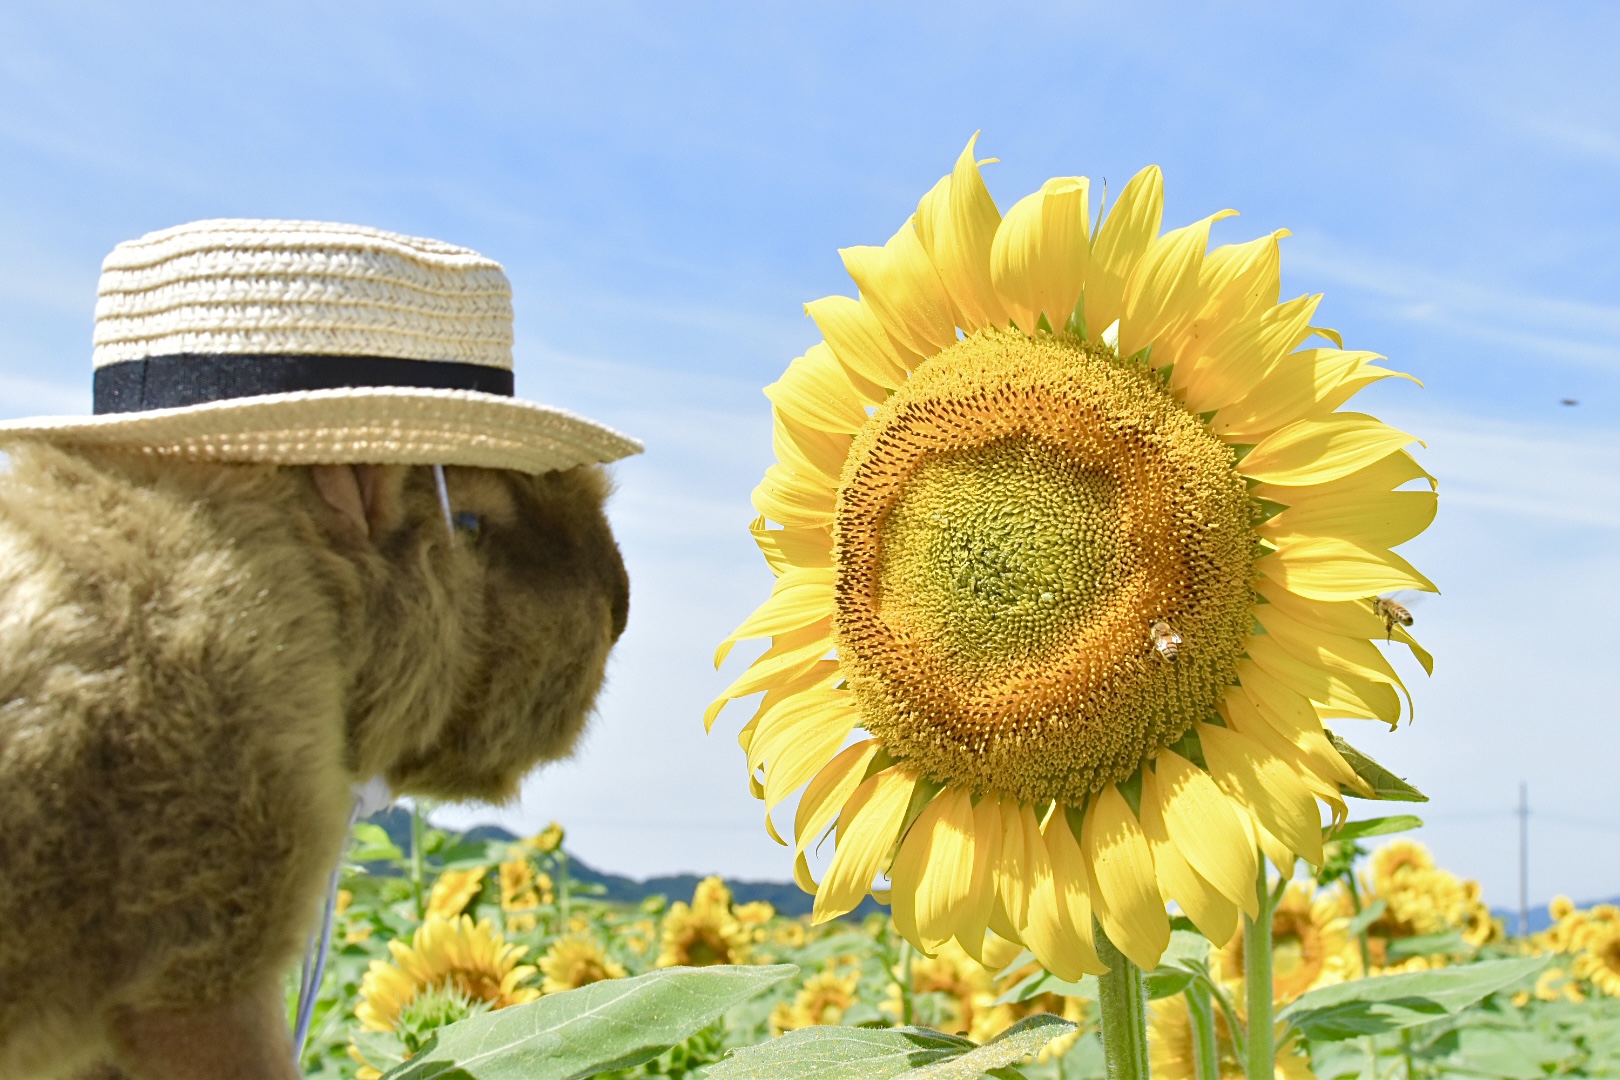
[1371,595,1414,640]
[1149,618,1183,663]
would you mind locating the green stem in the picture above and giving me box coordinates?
[557,849,571,927]
[1185,978,1221,1080]
[1346,873,1372,976]
[1095,919,1150,1080]
[1244,855,1275,1080]
[898,938,915,1026]
[410,802,426,921]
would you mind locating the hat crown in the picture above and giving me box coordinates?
[92,219,514,370]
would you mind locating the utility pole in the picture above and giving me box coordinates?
[1518,782,1530,938]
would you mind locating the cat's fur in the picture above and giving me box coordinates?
[0,442,628,1079]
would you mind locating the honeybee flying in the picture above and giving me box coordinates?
[1149,618,1182,663]
[1371,595,1414,640]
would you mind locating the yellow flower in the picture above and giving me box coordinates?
[527,822,565,854]
[1215,883,1358,1002]
[709,135,1434,975]
[1353,839,1480,972]
[773,919,809,948]
[883,938,1015,1042]
[736,900,776,927]
[1575,923,1620,997]
[1149,997,1315,1079]
[770,963,862,1034]
[657,877,753,967]
[540,933,628,994]
[426,867,487,920]
[355,916,540,1032]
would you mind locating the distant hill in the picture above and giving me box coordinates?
[362,807,882,919]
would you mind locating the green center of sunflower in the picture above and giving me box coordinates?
[832,329,1254,803]
[875,438,1122,682]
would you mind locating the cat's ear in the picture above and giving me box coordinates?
[312,464,409,540]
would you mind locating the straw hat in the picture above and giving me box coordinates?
[0,219,642,474]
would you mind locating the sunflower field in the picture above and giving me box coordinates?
[291,811,1620,1079]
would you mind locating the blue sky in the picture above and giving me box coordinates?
[3,2,1617,907]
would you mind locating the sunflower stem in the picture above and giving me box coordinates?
[1243,855,1275,1080]
[410,801,426,921]
[897,938,915,1026]
[1186,978,1221,1080]
[1095,919,1150,1080]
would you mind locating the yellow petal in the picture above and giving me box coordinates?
[900,787,981,951]
[1154,750,1259,917]
[772,410,851,487]
[714,567,836,666]
[1212,349,1416,440]
[1244,633,1400,724]
[1220,692,1351,815]
[752,462,835,529]
[817,765,916,922]
[1197,721,1324,866]
[1119,209,1238,358]
[764,343,872,435]
[1260,488,1437,550]
[705,622,834,730]
[751,689,860,811]
[1229,665,1362,793]
[1083,786,1170,971]
[990,176,1090,335]
[1258,536,1438,602]
[1178,293,1320,415]
[1044,806,1106,971]
[805,294,915,388]
[994,797,1033,934]
[954,795,1004,963]
[751,518,833,576]
[1252,817,1298,880]
[1254,603,1410,710]
[1139,766,1239,945]
[1084,165,1163,337]
[1241,413,1421,487]
[1254,577,1432,676]
[841,221,958,358]
[1022,802,1104,979]
[739,657,840,755]
[914,133,1007,332]
[1251,448,1435,505]
[795,739,879,853]
[1199,230,1285,326]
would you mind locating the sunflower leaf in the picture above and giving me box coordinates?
[1345,898,1387,937]
[1276,956,1551,1043]
[1326,814,1424,841]
[706,1014,1077,1079]
[991,969,1098,1006]
[377,963,796,1080]
[1326,730,1429,802]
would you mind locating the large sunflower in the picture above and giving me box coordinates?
[709,136,1435,975]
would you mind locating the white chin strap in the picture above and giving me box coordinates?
[292,776,395,1064]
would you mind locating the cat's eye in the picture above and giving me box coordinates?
[452,511,483,540]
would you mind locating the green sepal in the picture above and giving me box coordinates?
[1327,729,1428,802]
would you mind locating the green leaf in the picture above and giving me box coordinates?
[350,822,406,863]
[991,969,1098,1006]
[378,964,796,1079]
[707,1014,1077,1079]
[1326,815,1424,841]
[1385,930,1470,960]
[1145,968,1195,999]
[1345,898,1387,938]
[1326,730,1429,802]
[1277,956,1551,1043]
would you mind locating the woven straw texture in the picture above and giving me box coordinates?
[93,219,513,367]
[0,220,641,473]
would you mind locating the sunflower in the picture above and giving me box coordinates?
[355,915,539,1033]
[883,937,1015,1041]
[770,962,863,1034]
[656,876,753,967]
[1575,923,1620,997]
[1148,997,1315,1080]
[1354,839,1474,971]
[426,867,487,920]
[709,135,1434,975]
[1214,882,1359,1001]
[540,933,628,993]
[527,821,565,854]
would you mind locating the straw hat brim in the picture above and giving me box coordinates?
[0,387,642,475]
